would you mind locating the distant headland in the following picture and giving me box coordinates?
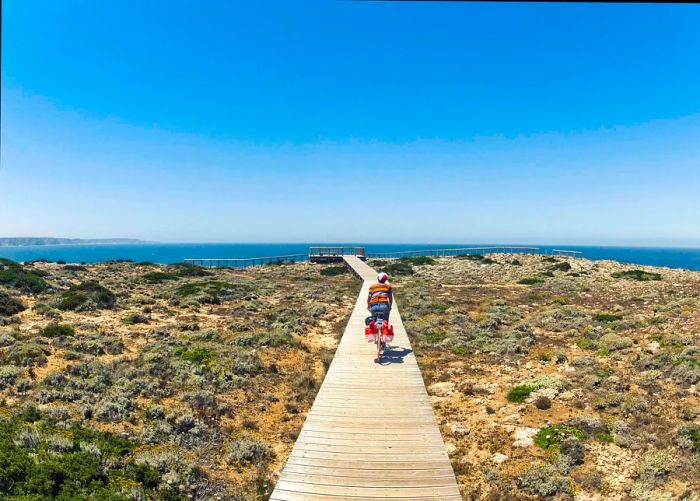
[0,237,145,247]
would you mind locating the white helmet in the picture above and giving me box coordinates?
[377,272,388,283]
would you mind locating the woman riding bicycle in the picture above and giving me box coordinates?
[367,272,393,320]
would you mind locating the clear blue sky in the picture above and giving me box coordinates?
[2,1,699,245]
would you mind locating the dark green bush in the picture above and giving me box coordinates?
[681,427,700,452]
[0,291,26,316]
[41,323,75,338]
[381,261,414,276]
[549,262,572,272]
[0,415,178,500]
[400,256,436,266]
[611,270,662,281]
[506,384,536,403]
[122,312,149,325]
[62,264,87,272]
[0,259,49,294]
[142,271,179,284]
[594,313,623,322]
[456,254,485,261]
[454,254,496,264]
[320,266,347,276]
[518,277,544,285]
[176,346,216,365]
[54,281,116,311]
[169,263,212,277]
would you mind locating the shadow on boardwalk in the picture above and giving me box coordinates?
[377,345,413,365]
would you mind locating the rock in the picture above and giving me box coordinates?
[473,382,498,395]
[445,442,458,456]
[428,382,456,397]
[559,391,574,400]
[527,388,558,402]
[448,423,471,438]
[503,413,522,424]
[645,341,661,353]
[512,427,538,448]
[490,452,509,464]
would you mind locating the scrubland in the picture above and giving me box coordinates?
[0,258,358,500]
[2,253,699,501]
[374,254,700,500]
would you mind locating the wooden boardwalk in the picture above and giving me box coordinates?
[270,256,461,500]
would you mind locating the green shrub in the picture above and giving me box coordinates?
[534,424,585,449]
[226,437,273,465]
[122,312,149,325]
[54,281,116,311]
[62,264,87,272]
[595,432,614,443]
[456,254,485,261]
[0,291,26,316]
[0,415,178,500]
[142,271,179,284]
[234,330,295,348]
[320,266,347,276]
[6,343,48,367]
[400,256,436,265]
[455,254,495,264]
[599,333,633,351]
[679,427,700,452]
[518,277,543,285]
[549,262,572,272]
[594,313,623,322]
[0,258,49,294]
[41,323,75,338]
[176,346,216,365]
[175,280,252,303]
[381,261,414,276]
[517,462,571,497]
[507,384,536,403]
[542,257,558,263]
[169,262,212,277]
[611,270,662,281]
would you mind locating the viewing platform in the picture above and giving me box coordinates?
[184,245,582,268]
[308,246,366,263]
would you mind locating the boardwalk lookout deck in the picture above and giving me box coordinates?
[270,256,461,500]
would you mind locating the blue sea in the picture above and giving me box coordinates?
[1,243,700,271]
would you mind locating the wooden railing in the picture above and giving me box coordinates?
[366,246,541,258]
[308,246,366,258]
[183,254,307,268]
[552,249,584,256]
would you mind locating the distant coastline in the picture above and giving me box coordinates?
[0,237,145,247]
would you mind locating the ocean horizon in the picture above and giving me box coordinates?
[1,242,700,271]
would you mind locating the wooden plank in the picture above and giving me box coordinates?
[269,256,460,500]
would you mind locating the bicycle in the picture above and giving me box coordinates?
[365,312,394,363]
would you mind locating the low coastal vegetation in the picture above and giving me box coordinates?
[390,254,699,500]
[0,259,358,499]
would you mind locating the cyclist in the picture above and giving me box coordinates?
[367,272,393,321]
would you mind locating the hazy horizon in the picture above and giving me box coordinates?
[2,2,699,246]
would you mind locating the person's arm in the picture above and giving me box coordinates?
[388,287,393,308]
